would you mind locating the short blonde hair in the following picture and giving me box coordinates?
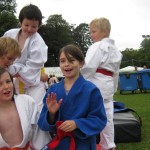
[0,37,21,57]
[90,17,111,34]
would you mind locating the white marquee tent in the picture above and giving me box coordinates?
[45,67,63,77]
[119,66,143,73]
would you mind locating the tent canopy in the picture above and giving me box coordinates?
[45,67,63,77]
[119,66,143,73]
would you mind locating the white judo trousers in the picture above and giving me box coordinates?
[100,99,114,150]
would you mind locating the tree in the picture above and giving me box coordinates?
[72,23,92,55]
[0,0,17,13]
[140,38,150,52]
[138,38,150,67]
[121,48,139,68]
[39,14,74,67]
[0,0,18,36]
[139,38,150,59]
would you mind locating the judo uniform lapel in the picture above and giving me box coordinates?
[58,76,87,120]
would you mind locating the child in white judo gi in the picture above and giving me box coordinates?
[3,4,50,145]
[0,67,51,149]
[3,4,48,110]
[81,17,122,150]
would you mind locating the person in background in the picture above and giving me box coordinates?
[134,66,138,71]
[3,4,48,110]
[0,67,51,149]
[143,65,147,69]
[81,17,122,150]
[53,74,59,83]
[48,74,59,87]
[0,37,21,68]
[38,44,107,150]
[48,75,55,87]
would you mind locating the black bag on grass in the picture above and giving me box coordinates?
[113,102,142,143]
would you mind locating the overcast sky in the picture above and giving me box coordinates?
[15,0,150,51]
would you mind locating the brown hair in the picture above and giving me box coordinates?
[58,44,84,63]
[19,4,43,26]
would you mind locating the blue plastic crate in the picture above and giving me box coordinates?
[119,72,139,94]
[138,69,150,91]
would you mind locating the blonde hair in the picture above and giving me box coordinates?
[0,37,21,57]
[90,17,111,35]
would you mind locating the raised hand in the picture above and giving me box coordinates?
[46,92,62,115]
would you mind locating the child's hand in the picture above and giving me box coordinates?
[40,73,48,82]
[46,92,62,115]
[58,120,77,132]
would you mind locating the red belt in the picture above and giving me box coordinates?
[96,69,113,76]
[48,121,75,150]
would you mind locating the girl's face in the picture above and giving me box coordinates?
[0,54,16,68]
[20,18,39,37]
[90,24,106,42]
[0,72,13,102]
[59,52,83,80]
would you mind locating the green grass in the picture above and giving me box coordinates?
[114,91,150,150]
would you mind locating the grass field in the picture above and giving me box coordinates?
[114,90,150,150]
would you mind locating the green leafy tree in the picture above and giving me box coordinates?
[72,23,92,55]
[39,14,74,67]
[121,48,139,68]
[140,38,150,52]
[138,38,150,67]
[0,0,18,36]
[0,0,17,13]
[139,38,150,59]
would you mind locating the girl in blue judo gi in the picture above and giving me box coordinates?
[38,44,107,150]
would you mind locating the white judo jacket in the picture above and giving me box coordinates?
[4,29,48,107]
[4,28,47,87]
[81,38,122,100]
[0,95,51,149]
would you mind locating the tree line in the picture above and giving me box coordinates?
[1,0,150,68]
